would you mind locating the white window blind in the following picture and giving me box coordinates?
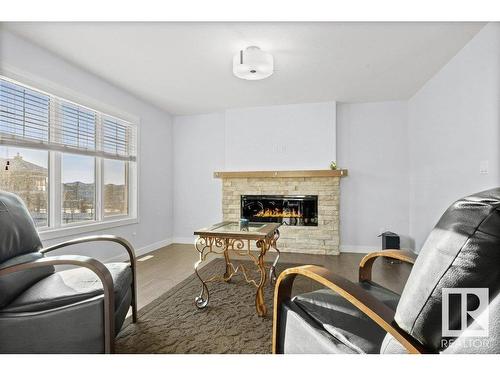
[0,79,50,146]
[102,115,136,160]
[0,77,137,162]
[54,99,96,151]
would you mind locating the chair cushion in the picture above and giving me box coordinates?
[1,263,132,313]
[0,252,55,308]
[283,281,400,354]
[0,288,133,353]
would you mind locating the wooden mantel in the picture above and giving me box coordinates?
[213,169,348,179]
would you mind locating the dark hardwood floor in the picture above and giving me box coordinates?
[134,244,412,310]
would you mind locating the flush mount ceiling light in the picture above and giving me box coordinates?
[233,46,274,80]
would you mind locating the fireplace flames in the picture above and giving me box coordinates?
[254,208,302,218]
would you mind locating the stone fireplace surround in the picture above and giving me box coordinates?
[215,170,347,255]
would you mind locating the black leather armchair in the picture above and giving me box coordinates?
[0,191,138,353]
[273,188,500,354]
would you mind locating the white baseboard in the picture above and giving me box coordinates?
[171,236,195,244]
[105,237,173,262]
[340,245,378,254]
[105,239,412,259]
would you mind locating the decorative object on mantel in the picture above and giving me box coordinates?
[213,169,348,179]
[329,161,337,170]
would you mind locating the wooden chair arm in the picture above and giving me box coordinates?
[272,265,426,354]
[0,255,115,353]
[359,249,417,283]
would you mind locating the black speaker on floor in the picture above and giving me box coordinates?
[378,231,401,264]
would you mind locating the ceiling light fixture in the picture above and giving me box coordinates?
[233,46,273,81]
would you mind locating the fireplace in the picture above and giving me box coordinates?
[220,171,345,254]
[241,195,318,226]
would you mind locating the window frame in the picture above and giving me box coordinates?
[0,71,139,241]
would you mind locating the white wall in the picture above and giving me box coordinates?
[176,24,498,253]
[408,23,500,251]
[173,113,225,243]
[225,102,336,170]
[0,29,174,261]
[173,100,411,252]
[172,102,337,241]
[337,101,410,251]
[5,23,499,256]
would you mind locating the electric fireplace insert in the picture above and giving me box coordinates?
[241,195,318,226]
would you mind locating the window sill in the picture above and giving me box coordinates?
[38,217,139,241]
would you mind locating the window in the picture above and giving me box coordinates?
[0,76,137,235]
[104,159,128,217]
[62,154,96,224]
[0,146,49,227]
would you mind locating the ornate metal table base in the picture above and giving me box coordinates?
[194,229,280,317]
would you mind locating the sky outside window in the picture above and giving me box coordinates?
[62,154,94,183]
[0,146,47,166]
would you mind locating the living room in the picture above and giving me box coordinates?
[1,0,500,371]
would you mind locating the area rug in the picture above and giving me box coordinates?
[115,258,316,354]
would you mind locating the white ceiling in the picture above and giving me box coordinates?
[3,22,485,115]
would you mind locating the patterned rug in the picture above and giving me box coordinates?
[115,258,315,354]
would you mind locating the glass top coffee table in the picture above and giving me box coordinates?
[193,221,281,317]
